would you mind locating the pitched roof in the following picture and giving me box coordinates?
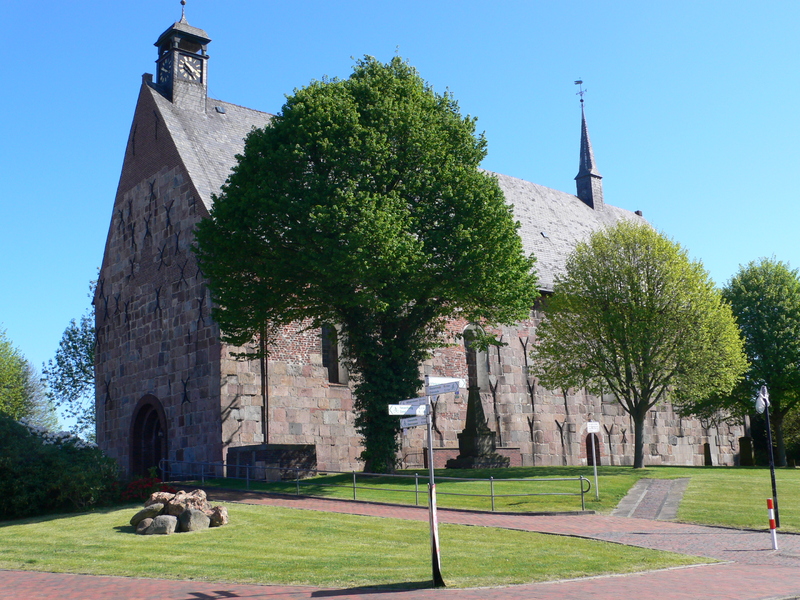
[151,82,641,291]
[493,172,640,291]
[149,84,273,212]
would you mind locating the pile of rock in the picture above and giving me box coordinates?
[129,489,229,535]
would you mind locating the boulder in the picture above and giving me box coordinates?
[146,514,178,535]
[166,489,210,516]
[145,492,175,507]
[178,508,211,532]
[207,505,229,527]
[135,518,154,535]
[130,503,165,527]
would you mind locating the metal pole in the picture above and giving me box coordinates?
[353,471,357,501]
[415,473,419,506]
[490,476,495,512]
[764,403,780,527]
[591,432,599,500]
[426,398,445,588]
[767,498,779,550]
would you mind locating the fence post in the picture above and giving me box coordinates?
[490,476,495,512]
[352,471,357,500]
[415,473,419,506]
[580,476,586,511]
[246,464,250,490]
[296,469,300,496]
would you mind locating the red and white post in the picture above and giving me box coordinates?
[767,498,778,550]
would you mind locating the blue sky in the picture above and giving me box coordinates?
[1,1,798,403]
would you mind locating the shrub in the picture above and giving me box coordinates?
[0,414,119,519]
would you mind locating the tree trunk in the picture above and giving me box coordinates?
[346,318,424,474]
[632,409,646,469]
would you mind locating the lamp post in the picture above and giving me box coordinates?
[756,385,779,527]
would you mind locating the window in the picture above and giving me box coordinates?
[321,324,341,384]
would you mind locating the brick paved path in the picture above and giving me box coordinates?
[3,490,800,600]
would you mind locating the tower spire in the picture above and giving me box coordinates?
[573,80,604,210]
[180,0,187,23]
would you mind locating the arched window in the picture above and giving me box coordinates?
[321,324,345,384]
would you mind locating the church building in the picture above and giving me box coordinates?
[95,10,743,477]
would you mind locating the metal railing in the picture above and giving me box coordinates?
[159,459,592,511]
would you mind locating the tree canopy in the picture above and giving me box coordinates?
[42,311,95,438]
[0,329,58,429]
[530,220,747,468]
[0,329,31,419]
[680,258,800,465]
[194,56,538,472]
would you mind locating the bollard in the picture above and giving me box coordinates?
[767,498,778,550]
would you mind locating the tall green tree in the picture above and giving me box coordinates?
[0,329,31,419]
[21,361,59,431]
[680,258,800,466]
[0,330,57,428]
[530,221,747,468]
[194,56,538,472]
[43,282,96,438]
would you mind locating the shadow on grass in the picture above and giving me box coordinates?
[113,525,136,535]
[0,503,140,528]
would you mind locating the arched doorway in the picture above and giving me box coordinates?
[586,433,602,466]
[130,395,168,478]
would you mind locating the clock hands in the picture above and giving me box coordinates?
[180,57,201,80]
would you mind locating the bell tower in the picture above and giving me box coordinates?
[154,1,211,112]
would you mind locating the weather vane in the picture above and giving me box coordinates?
[574,79,586,104]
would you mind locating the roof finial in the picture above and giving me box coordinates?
[180,0,187,23]
[574,79,586,105]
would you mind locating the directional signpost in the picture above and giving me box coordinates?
[388,404,429,416]
[400,416,428,428]
[424,381,459,396]
[387,376,463,588]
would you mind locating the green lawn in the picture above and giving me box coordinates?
[197,465,645,513]
[197,464,800,530]
[3,465,793,589]
[0,503,701,589]
[675,466,800,530]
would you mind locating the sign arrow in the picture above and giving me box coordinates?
[389,404,429,416]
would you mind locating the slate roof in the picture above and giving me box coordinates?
[493,172,641,291]
[149,84,273,213]
[151,82,641,292]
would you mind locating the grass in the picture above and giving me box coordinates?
[675,466,800,530]
[194,465,664,513]
[0,503,702,589]
[195,464,800,531]
[3,465,793,589]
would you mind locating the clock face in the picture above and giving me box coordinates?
[158,55,172,84]
[178,55,202,81]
